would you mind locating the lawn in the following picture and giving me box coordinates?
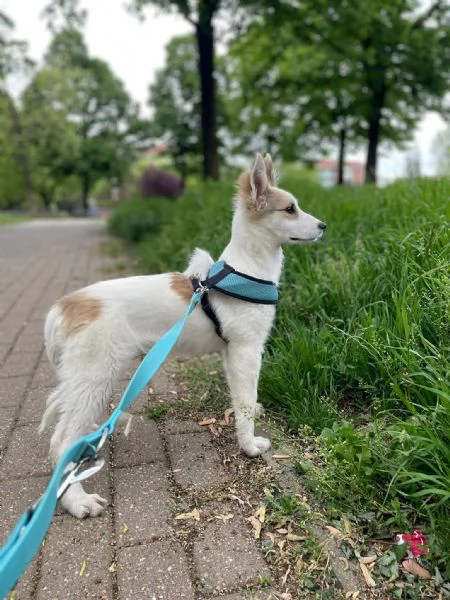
[109,171,450,573]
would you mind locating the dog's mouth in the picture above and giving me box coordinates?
[289,233,323,242]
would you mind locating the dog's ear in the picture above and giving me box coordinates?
[264,153,278,186]
[249,153,269,211]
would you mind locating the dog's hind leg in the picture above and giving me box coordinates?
[47,374,116,518]
[223,344,271,457]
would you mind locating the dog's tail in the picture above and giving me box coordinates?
[184,247,214,280]
[44,303,63,369]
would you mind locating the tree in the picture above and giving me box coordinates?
[148,35,202,181]
[130,0,222,181]
[231,0,450,183]
[0,11,36,210]
[30,28,146,210]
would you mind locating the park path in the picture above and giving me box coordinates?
[0,220,274,600]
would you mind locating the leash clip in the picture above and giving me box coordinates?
[57,428,109,499]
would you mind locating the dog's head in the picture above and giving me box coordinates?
[235,153,326,245]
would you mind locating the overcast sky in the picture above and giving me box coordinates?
[2,0,447,182]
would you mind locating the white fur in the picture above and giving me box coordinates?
[41,153,326,518]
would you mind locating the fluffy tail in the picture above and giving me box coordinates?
[44,304,63,368]
[183,247,214,280]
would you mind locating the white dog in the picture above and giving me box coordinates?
[40,153,326,519]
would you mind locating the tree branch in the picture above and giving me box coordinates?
[412,0,444,30]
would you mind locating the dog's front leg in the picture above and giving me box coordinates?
[223,344,271,457]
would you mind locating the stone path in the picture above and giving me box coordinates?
[0,220,274,600]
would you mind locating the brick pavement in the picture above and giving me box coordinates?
[0,220,275,600]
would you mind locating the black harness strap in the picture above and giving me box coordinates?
[191,277,229,343]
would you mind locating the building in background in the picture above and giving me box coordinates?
[316,160,365,187]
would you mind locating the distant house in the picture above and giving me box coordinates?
[316,160,365,187]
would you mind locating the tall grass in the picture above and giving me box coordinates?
[109,174,450,564]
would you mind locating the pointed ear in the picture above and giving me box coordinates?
[249,153,269,211]
[264,153,278,186]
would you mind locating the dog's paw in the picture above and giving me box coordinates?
[61,490,107,519]
[255,402,265,417]
[240,436,271,457]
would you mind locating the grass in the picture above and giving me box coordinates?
[0,212,28,225]
[109,172,450,572]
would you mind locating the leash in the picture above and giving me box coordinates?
[0,289,203,599]
[0,261,278,598]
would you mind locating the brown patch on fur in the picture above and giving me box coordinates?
[170,272,194,303]
[58,291,102,337]
[267,188,294,212]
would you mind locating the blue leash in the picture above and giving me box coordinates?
[0,289,203,599]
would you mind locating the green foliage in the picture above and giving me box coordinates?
[108,197,174,244]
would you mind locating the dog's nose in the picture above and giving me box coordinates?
[318,222,327,230]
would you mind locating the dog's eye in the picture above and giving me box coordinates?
[285,204,296,214]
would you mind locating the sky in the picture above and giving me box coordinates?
[2,0,448,183]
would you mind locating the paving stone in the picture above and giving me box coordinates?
[0,351,40,378]
[0,405,17,449]
[168,431,229,490]
[210,591,276,600]
[0,325,21,345]
[18,385,49,424]
[30,360,56,388]
[0,423,51,477]
[114,417,164,468]
[36,515,113,599]
[0,343,11,365]
[13,328,44,353]
[193,516,271,595]
[165,418,203,435]
[117,540,195,600]
[0,475,49,545]
[0,375,31,408]
[114,463,171,546]
[6,562,38,599]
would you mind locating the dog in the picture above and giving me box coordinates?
[40,153,326,519]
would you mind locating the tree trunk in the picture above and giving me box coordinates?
[365,85,386,184]
[196,0,220,181]
[337,125,346,185]
[6,94,37,213]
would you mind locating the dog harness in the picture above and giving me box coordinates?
[191,260,279,342]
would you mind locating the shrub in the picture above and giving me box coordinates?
[138,166,184,200]
[108,197,174,244]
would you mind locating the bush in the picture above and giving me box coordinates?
[108,197,174,244]
[138,166,184,200]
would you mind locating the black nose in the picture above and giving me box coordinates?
[318,222,327,230]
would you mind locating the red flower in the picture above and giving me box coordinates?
[396,529,429,558]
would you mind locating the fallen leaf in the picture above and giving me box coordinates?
[359,562,376,587]
[255,505,266,524]
[208,423,220,437]
[295,558,304,572]
[224,408,234,423]
[247,515,262,539]
[198,418,216,426]
[122,524,129,534]
[208,370,218,375]
[214,513,234,522]
[359,555,377,565]
[174,509,201,522]
[9,591,16,599]
[272,454,292,460]
[265,532,276,545]
[108,563,116,573]
[326,525,343,538]
[282,565,291,585]
[287,533,307,542]
[303,452,316,460]
[79,559,87,577]
[402,559,432,579]
[276,528,288,534]
[343,515,353,534]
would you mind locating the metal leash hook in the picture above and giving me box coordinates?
[57,427,109,500]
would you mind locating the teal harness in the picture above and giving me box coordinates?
[0,261,278,598]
